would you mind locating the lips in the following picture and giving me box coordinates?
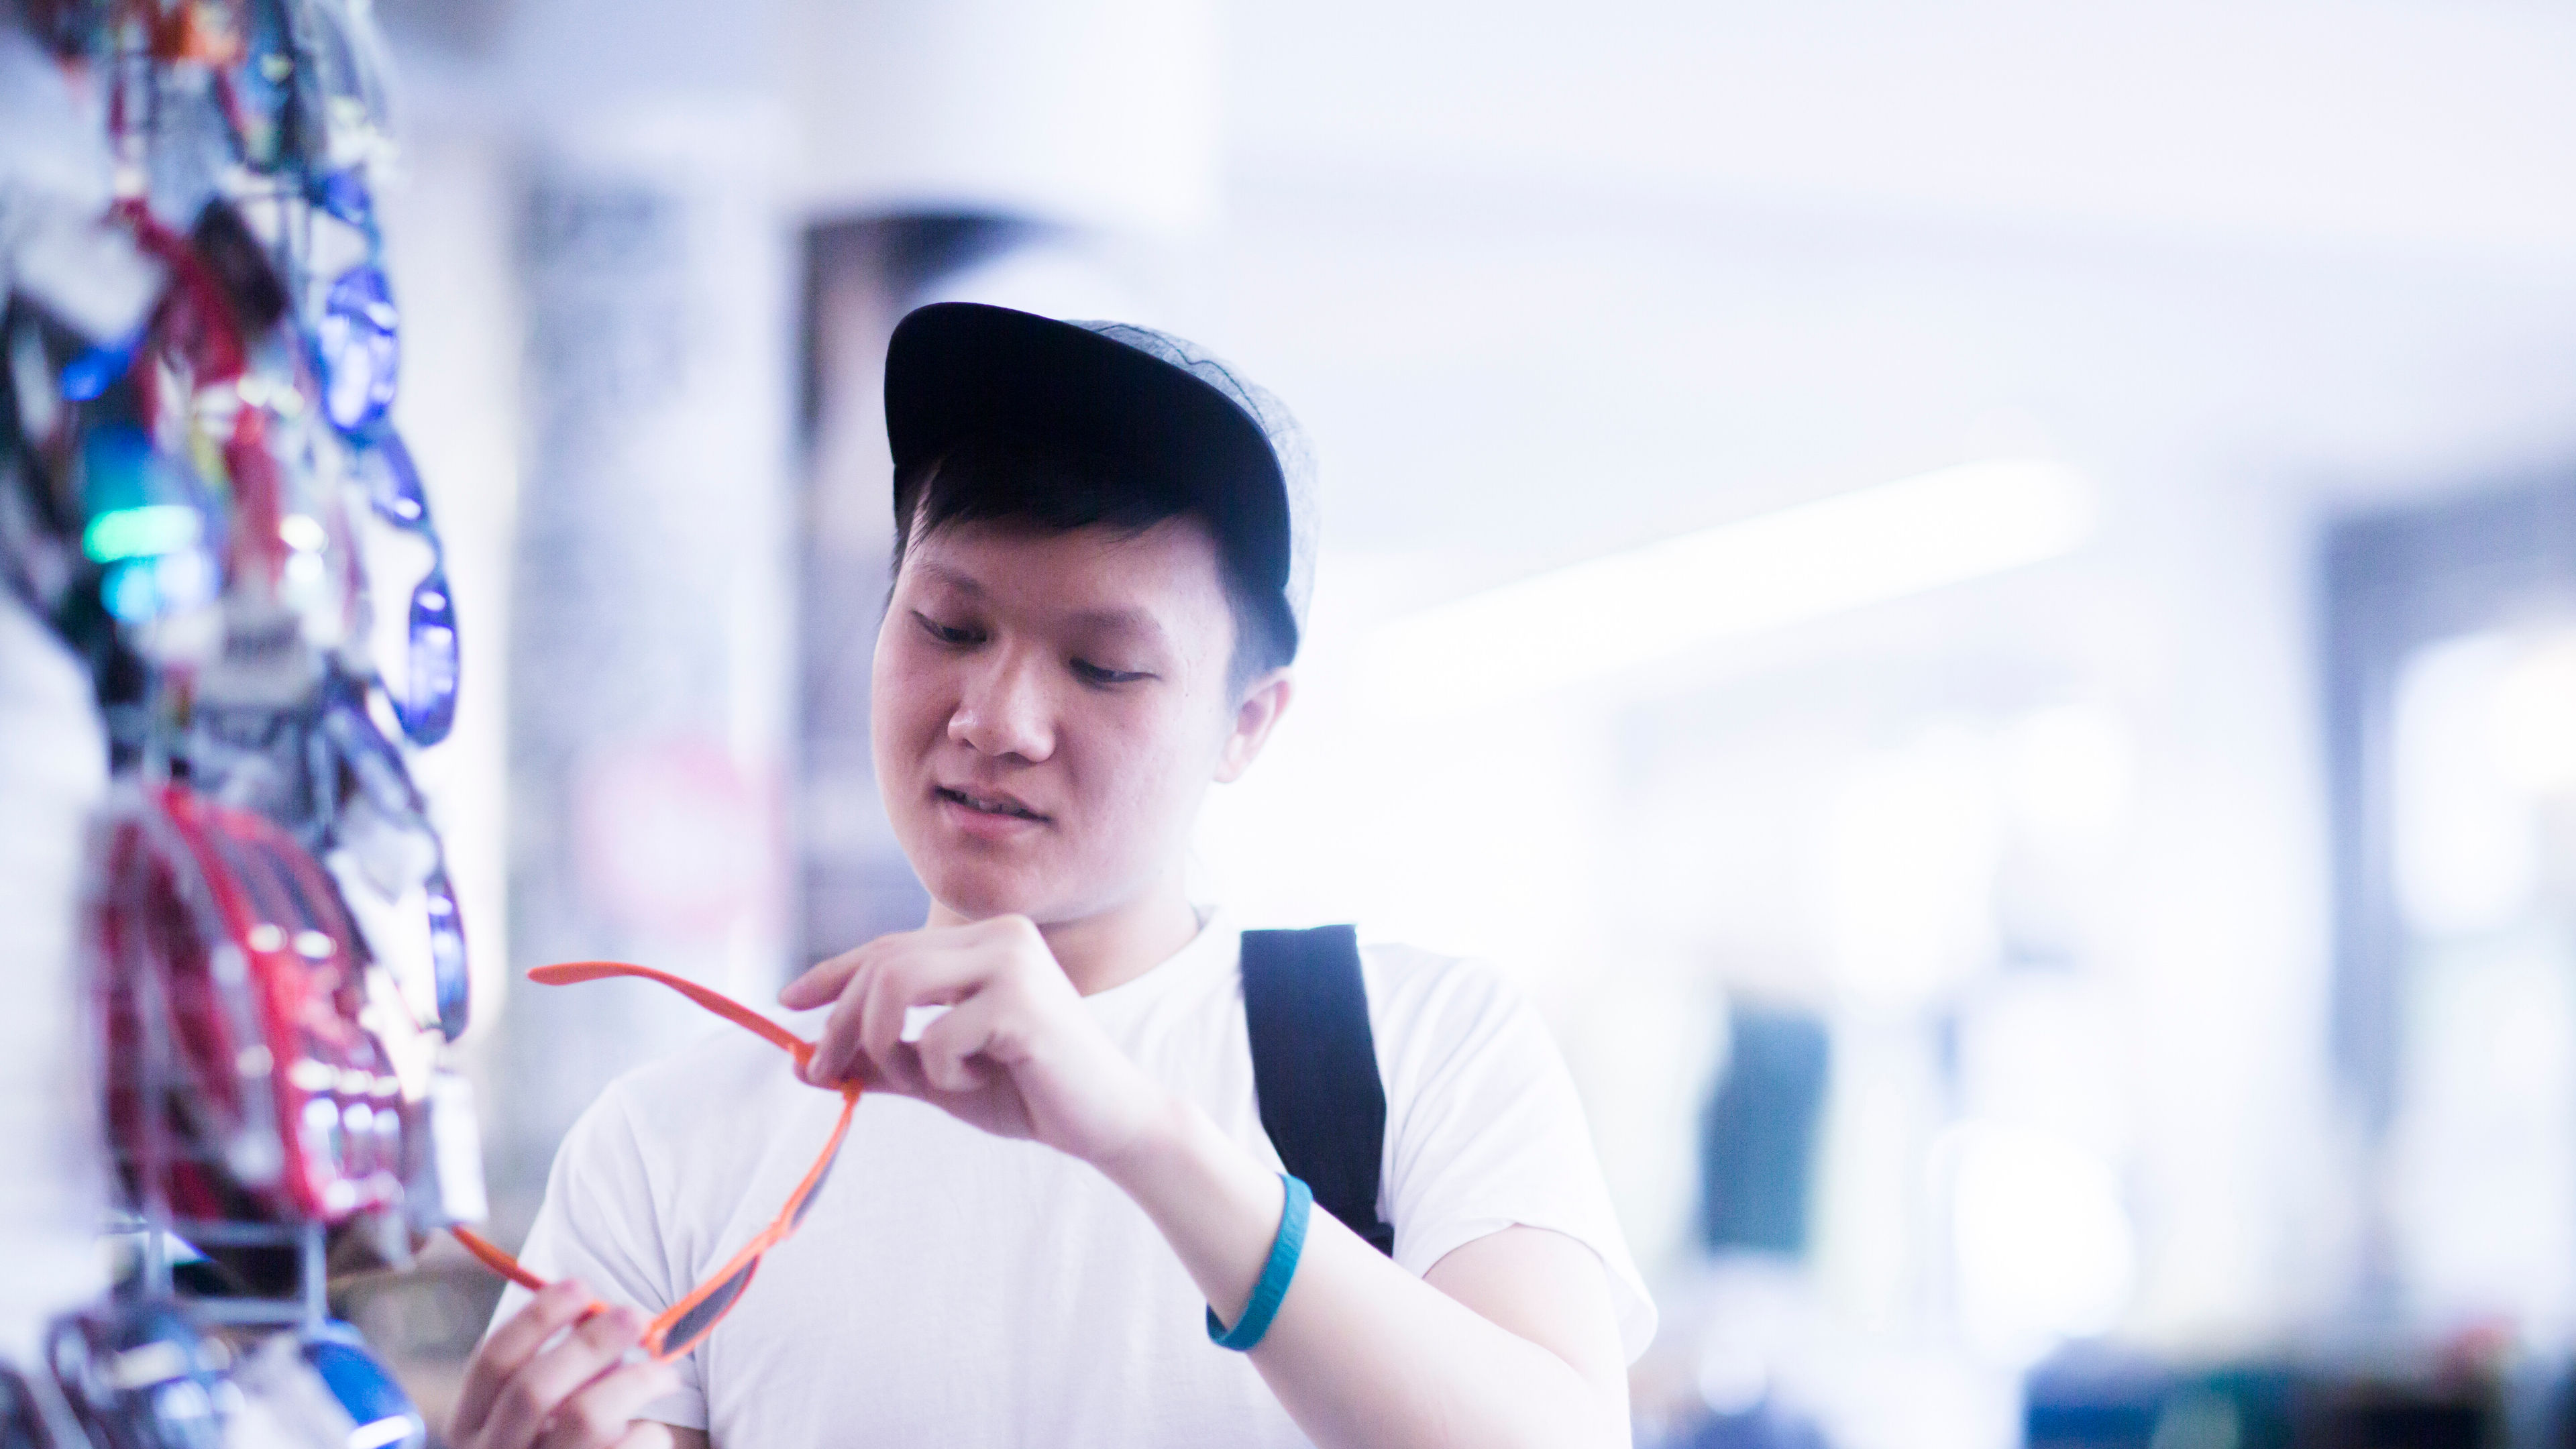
[934,784,1050,824]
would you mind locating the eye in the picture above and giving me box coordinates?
[912,611,981,647]
[1071,658,1151,686]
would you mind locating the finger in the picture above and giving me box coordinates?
[453,1279,599,1440]
[476,1305,653,1449]
[812,935,989,1089]
[535,1358,683,1449]
[806,948,883,1087]
[911,991,998,1095]
[875,936,1008,1077]
[858,944,935,1097]
[614,1424,676,1449]
[779,937,881,1010]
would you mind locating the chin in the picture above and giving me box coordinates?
[917,857,1067,923]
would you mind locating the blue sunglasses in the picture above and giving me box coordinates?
[347,431,458,748]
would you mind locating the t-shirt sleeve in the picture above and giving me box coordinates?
[487,1083,708,1431]
[1375,952,1660,1361]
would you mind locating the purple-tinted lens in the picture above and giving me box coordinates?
[352,432,461,747]
[317,265,399,433]
[358,431,429,530]
[321,691,419,819]
[301,1330,425,1449]
[318,688,468,1038]
[47,1303,229,1449]
[311,170,376,230]
[396,565,458,747]
[663,1263,756,1356]
[790,1139,844,1228]
[424,867,468,1041]
[60,325,143,403]
[0,1362,47,1449]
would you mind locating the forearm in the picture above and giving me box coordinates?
[1095,1095,1625,1449]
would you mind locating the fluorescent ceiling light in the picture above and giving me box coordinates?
[1361,457,2095,714]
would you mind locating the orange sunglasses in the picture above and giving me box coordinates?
[449,961,861,1361]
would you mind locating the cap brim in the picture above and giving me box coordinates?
[883,303,1294,612]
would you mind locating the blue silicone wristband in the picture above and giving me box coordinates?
[1207,1173,1312,1352]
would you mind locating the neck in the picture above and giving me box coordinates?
[926,877,1202,996]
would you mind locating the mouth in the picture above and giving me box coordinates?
[934,784,1051,824]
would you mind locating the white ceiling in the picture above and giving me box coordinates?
[405,0,2576,262]
[1225,0,2576,266]
[384,0,2576,564]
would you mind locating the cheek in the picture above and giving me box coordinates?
[869,627,950,762]
[1087,700,1223,830]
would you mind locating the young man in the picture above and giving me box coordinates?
[449,304,1654,1449]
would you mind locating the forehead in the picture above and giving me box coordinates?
[901,519,1233,638]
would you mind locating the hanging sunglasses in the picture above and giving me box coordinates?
[450,963,861,1362]
[170,667,470,1040]
[44,1299,236,1449]
[0,1361,62,1449]
[21,0,108,57]
[66,200,299,602]
[313,672,468,1037]
[345,431,455,745]
[293,1324,427,1449]
[184,0,392,178]
[301,169,397,437]
[95,780,409,1226]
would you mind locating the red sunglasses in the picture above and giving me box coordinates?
[95,780,411,1224]
[451,961,861,1361]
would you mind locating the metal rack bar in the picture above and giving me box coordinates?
[117,898,338,1332]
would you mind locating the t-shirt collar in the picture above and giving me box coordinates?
[1081,905,1239,1025]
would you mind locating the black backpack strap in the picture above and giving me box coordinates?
[1240,924,1396,1256]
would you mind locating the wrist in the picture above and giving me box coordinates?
[1089,1091,1297,1334]
[1089,1081,1197,1190]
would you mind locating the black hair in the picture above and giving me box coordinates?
[891,435,1295,695]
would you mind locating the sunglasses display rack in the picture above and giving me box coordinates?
[2,3,484,1446]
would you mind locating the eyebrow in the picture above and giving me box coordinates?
[914,562,985,596]
[914,564,1172,646]
[1067,606,1168,644]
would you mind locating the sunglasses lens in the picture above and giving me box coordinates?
[301,1335,425,1449]
[425,870,468,1040]
[318,265,399,433]
[663,1262,756,1356]
[0,1362,46,1449]
[331,702,415,817]
[49,1303,229,1449]
[358,431,428,529]
[311,169,376,229]
[396,568,458,746]
[791,1141,844,1228]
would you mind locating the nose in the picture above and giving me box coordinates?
[948,641,1055,762]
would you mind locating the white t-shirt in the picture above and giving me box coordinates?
[498,914,1656,1446]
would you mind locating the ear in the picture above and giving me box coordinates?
[1215,668,1294,784]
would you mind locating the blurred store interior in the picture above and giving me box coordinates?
[9,0,2576,1445]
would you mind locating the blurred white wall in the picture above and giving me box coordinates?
[788,0,1219,235]
[1184,1,2576,1368]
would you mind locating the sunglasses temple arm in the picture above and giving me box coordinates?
[450,1226,553,1293]
[533,961,814,1063]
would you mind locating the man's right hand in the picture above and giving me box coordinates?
[449,1279,682,1449]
